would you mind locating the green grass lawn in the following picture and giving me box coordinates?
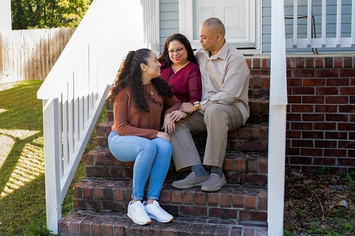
[0,80,103,236]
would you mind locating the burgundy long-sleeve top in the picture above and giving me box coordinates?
[112,84,181,139]
[160,61,202,103]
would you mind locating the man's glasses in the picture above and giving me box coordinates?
[168,47,184,54]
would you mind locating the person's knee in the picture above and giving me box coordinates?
[141,141,157,155]
[158,139,172,156]
[204,104,228,121]
[175,118,190,130]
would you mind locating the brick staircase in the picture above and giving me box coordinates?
[58,74,270,236]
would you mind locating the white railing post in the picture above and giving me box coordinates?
[42,98,62,234]
[268,0,288,235]
[336,0,342,47]
[321,0,327,47]
[352,0,355,46]
[292,0,299,48]
[307,0,312,47]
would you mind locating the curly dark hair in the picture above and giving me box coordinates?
[158,33,197,69]
[107,48,173,112]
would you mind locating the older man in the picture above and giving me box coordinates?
[170,17,250,192]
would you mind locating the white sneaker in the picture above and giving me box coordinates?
[144,200,174,223]
[127,201,151,225]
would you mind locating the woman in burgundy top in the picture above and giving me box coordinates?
[107,48,181,226]
[158,33,202,105]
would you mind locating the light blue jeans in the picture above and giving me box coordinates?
[108,130,172,200]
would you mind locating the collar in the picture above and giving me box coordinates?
[200,41,229,60]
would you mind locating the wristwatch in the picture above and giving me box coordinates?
[193,101,201,111]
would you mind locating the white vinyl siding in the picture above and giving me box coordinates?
[159,0,179,53]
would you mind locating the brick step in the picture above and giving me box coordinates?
[96,121,269,152]
[85,147,267,186]
[59,210,268,236]
[72,178,267,223]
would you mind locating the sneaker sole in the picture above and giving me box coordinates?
[172,181,205,189]
[127,212,151,225]
[148,214,174,223]
[201,179,227,192]
[171,176,209,189]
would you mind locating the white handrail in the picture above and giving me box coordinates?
[37,0,145,234]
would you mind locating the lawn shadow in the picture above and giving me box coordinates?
[0,80,45,205]
[0,130,44,195]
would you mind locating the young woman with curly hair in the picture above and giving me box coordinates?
[107,48,181,226]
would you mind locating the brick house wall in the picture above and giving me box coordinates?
[246,55,355,173]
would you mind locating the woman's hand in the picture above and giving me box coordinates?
[157,131,171,141]
[162,113,175,136]
[170,110,188,122]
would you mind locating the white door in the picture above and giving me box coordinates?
[179,0,259,51]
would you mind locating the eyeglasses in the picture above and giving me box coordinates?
[168,47,184,54]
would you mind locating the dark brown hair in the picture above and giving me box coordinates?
[107,48,173,112]
[158,33,197,69]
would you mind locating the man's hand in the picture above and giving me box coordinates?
[180,102,196,114]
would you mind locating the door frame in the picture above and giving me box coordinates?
[179,0,262,55]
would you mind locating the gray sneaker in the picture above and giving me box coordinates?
[172,172,208,189]
[201,173,227,192]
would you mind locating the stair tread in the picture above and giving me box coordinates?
[85,147,268,185]
[87,146,268,160]
[72,178,267,224]
[77,176,268,189]
[74,177,268,194]
[59,210,268,236]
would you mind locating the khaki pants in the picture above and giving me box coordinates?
[170,103,243,171]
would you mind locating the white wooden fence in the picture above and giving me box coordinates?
[0,28,75,83]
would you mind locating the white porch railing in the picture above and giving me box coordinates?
[285,0,355,49]
[269,0,355,235]
[37,0,145,234]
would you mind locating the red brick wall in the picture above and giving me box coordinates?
[246,55,355,173]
